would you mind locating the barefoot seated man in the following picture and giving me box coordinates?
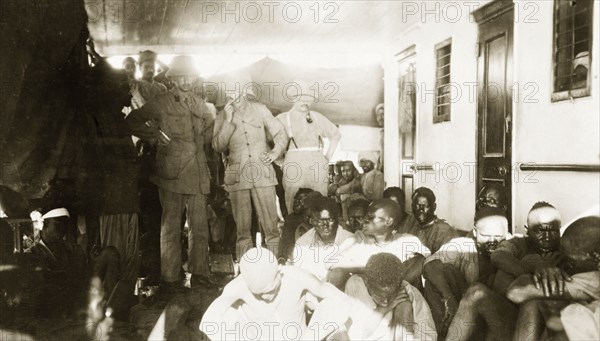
[200,247,351,340]
[344,253,436,340]
[327,199,431,292]
[507,216,600,341]
[425,207,515,340]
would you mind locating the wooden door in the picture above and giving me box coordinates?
[475,1,514,228]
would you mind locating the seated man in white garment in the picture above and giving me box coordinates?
[200,247,351,340]
[291,195,353,280]
[327,199,431,290]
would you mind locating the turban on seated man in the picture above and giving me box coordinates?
[200,247,351,340]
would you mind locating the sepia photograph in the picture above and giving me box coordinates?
[0,0,598,340]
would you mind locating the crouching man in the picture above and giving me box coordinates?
[199,247,351,340]
[428,207,516,340]
[344,253,437,340]
[507,216,600,341]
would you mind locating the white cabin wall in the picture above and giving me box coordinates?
[385,3,483,231]
[383,0,600,233]
[332,125,382,170]
[512,0,600,234]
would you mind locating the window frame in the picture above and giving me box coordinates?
[551,0,593,102]
[433,38,452,123]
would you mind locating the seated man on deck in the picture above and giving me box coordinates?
[343,198,370,233]
[507,215,600,341]
[475,183,508,213]
[424,207,515,340]
[358,151,384,201]
[327,199,431,291]
[408,187,460,254]
[200,247,351,340]
[278,188,315,263]
[383,186,419,234]
[491,201,563,294]
[344,253,437,340]
[291,195,353,281]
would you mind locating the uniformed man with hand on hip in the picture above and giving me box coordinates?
[212,75,288,259]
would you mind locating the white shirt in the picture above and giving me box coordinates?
[336,231,431,266]
[292,225,353,280]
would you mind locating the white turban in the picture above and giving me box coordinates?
[358,151,379,165]
[30,208,70,230]
[573,51,590,70]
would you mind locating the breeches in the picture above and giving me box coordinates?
[282,151,329,213]
[229,186,280,259]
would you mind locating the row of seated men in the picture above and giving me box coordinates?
[198,184,600,340]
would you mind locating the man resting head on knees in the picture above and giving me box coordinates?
[327,199,430,290]
[200,247,350,340]
[507,216,600,341]
[344,253,436,340]
[426,207,516,340]
[491,201,562,293]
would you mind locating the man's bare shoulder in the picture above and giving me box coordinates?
[496,236,528,252]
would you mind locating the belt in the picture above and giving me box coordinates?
[287,147,322,152]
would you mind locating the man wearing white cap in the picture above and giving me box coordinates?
[126,55,214,291]
[212,73,288,259]
[572,51,589,89]
[277,86,341,214]
[359,151,384,201]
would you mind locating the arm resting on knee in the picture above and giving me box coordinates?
[402,254,424,284]
[423,260,454,300]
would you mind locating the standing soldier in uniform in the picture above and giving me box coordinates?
[212,76,288,259]
[126,55,214,292]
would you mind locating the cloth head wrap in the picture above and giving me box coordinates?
[239,247,279,293]
[358,151,379,165]
[573,51,590,70]
[30,208,70,230]
[474,206,507,224]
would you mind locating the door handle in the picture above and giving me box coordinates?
[505,116,512,134]
[498,165,508,176]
